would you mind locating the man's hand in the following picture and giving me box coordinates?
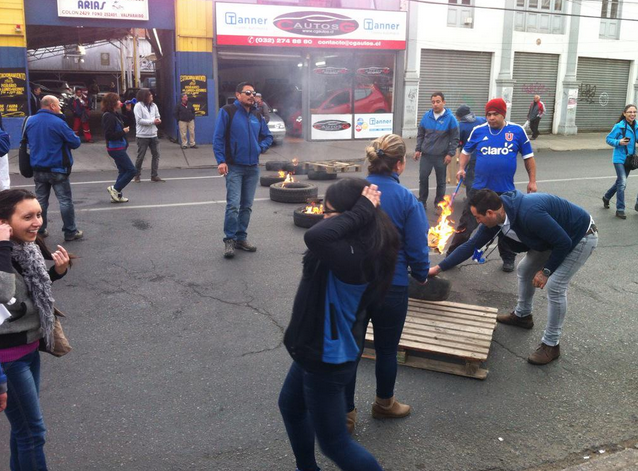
[532,270,548,289]
[0,392,6,412]
[154,118,162,125]
[428,265,442,278]
[413,151,422,161]
[456,168,466,182]
[218,163,228,176]
[527,181,537,193]
[444,155,452,166]
[0,223,12,241]
[123,127,130,133]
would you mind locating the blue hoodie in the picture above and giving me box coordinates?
[440,190,591,274]
[0,128,9,156]
[367,173,430,285]
[606,120,636,164]
[213,100,273,166]
[415,108,459,157]
[25,109,80,173]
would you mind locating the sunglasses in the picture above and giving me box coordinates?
[241,91,258,96]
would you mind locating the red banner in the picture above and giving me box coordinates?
[216,35,406,50]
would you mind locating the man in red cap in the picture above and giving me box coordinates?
[446,97,537,272]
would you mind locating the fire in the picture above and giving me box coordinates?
[304,202,324,214]
[428,195,456,253]
[278,170,286,178]
[282,172,295,186]
[292,158,299,166]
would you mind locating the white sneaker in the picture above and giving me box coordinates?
[107,186,129,203]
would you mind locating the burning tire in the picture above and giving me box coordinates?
[265,161,288,171]
[307,170,337,181]
[293,207,324,228]
[408,276,451,302]
[270,182,318,204]
[284,162,308,175]
[260,174,286,187]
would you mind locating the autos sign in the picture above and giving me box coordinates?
[310,114,353,140]
[216,2,406,50]
[57,0,149,21]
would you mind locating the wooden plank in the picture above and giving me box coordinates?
[400,315,495,336]
[405,312,496,332]
[409,298,499,313]
[408,300,498,319]
[397,338,487,360]
[408,304,497,322]
[402,320,494,342]
[366,323,492,349]
[399,332,490,356]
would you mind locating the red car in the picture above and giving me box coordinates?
[290,84,390,136]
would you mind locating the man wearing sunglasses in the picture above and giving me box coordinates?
[214,82,273,259]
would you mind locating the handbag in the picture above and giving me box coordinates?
[622,124,638,171]
[39,307,72,357]
[19,116,33,178]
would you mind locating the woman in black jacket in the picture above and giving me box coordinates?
[101,93,136,203]
[279,178,399,471]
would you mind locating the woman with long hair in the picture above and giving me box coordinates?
[279,178,399,471]
[603,104,637,219]
[101,93,136,203]
[0,189,73,470]
[133,88,163,183]
[345,134,430,433]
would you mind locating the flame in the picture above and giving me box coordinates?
[292,158,299,166]
[278,170,286,178]
[281,172,295,186]
[304,202,324,214]
[428,195,456,253]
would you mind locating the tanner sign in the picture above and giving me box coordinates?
[215,3,406,50]
[57,0,149,21]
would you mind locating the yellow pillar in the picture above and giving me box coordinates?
[175,0,214,53]
[0,0,26,48]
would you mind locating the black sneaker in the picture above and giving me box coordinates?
[223,240,235,259]
[38,229,49,238]
[502,260,515,272]
[64,230,84,241]
[602,196,610,209]
[235,240,257,252]
[616,211,627,220]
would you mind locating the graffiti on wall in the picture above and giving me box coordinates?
[521,83,548,95]
[578,83,597,104]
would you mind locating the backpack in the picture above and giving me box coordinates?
[221,104,262,164]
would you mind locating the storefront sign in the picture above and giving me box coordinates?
[311,114,352,140]
[354,114,393,139]
[216,3,406,50]
[57,0,149,21]
[0,69,28,118]
[180,75,208,117]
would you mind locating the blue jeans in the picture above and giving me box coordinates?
[278,361,384,471]
[108,149,137,192]
[514,232,598,346]
[345,285,409,411]
[223,164,260,242]
[604,163,633,211]
[418,154,447,207]
[2,349,48,471]
[33,172,78,238]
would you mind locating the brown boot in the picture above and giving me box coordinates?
[371,396,411,419]
[346,409,357,435]
[527,343,560,365]
[496,311,534,329]
[133,175,141,183]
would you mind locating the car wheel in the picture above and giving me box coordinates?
[260,174,286,187]
[293,207,324,229]
[265,160,288,171]
[270,182,318,204]
[307,170,337,181]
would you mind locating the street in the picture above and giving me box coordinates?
[0,148,636,471]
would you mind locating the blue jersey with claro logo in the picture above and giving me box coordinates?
[462,122,534,192]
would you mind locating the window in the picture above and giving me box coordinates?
[448,0,474,28]
[515,0,564,34]
[600,0,621,39]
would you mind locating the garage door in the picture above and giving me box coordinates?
[576,57,630,132]
[418,49,492,122]
[511,52,559,133]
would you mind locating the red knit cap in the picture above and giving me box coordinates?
[485,98,507,117]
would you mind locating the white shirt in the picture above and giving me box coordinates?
[433,110,444,120]
[500,215,522,243]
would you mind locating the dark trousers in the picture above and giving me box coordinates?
[107,149,137,192]
[446,188,516,263]
[419,154,447,207]
[278,361,384,471]
[135,137,160,178]
[345,285,409,411]
[530,117,541,138]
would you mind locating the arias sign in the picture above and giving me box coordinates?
[57,0,149,21]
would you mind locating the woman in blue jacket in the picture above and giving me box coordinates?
[603,104,637,219]
[101,93,136,203]
[280,178,399,471]
[345,134,430,433]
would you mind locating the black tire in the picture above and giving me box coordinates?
[307,170,337,181]
[283,162,308,175]
[265,160,288,171]
[260,174,286,187]
[408,276,451,302]
[293,207,324,229]
[270,182,318,204]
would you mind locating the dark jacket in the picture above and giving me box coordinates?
[0,123,9,155]
[283,197,379,372]
[439,190,591,274]
[25,109,80,174]
[416,108,459,157]
[213,100,273,166]
[174,102,196,122]
[29,92,41,116]
[254,101,270,124]
[71,96,90,122]
[101,111,128,151]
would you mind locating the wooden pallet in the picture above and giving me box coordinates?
[362,298,498,380]
[303,160,362,174]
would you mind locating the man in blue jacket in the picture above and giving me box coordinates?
[429,189,598,365]
[213,82,273,259]
[414,92,459,213]
[25,95,83,241]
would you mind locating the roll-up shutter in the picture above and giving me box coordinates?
[417,49,492,122]
[576,57,630,132]
[511,52,559,133]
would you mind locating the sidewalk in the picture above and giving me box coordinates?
[4,131,609,175]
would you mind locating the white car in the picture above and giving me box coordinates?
[268,112,286,146]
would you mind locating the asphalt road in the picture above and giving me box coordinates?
[1,149,636,471]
